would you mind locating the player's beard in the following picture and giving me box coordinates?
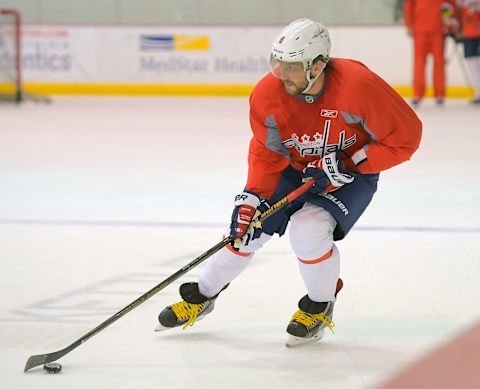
[282,79,308,96]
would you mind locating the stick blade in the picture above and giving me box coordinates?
[24,348,65,372]
[24,354,49,372]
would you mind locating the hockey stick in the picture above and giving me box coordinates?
[445,36,472,86]
[24,179,314,372]
[444,35,459,65]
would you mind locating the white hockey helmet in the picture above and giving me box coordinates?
[271,18,331,73]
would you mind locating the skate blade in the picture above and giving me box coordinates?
[285,329,325,348]
[154,323,170,332]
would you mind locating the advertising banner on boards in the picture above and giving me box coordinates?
[11,26,276,84]
[2,24,465,92]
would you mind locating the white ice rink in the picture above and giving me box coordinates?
[1,96,479,388]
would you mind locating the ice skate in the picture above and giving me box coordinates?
[470,97,480,105]
[286,278,343,347]
[285,301,334,347]
[155,282,216,331]
[411,97,421,108]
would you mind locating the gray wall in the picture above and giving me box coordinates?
[0,0,403,25]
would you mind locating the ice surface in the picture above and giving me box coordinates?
[0,97,479,388]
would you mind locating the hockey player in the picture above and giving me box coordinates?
[460,0,480,103]
[404,0,458,106]
[155,19,422,347]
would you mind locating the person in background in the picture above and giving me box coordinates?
[404,0,459,106]
[460,0,480,103]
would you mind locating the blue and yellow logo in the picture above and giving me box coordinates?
[140,34,210,51]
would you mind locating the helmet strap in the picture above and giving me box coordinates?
[302,69,321,94]
[301,61,326,94]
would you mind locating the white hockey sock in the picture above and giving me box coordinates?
[465,57,480,98]
[198,246,254,298]
[297,244,340,302]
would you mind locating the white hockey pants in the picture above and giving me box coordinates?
[199,203,340,303]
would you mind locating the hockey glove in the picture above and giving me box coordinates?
[230,191,267,250]
[302,151,355,194]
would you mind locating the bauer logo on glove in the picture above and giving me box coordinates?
[302,152,354,194]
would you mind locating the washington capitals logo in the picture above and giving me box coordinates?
[282,120,357,157]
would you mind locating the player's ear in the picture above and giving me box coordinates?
[312,60,326,76]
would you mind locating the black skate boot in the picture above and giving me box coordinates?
[286,278,343,347]
[155,282,217,331]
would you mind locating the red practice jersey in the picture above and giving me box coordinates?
[246,58,422,199]
[461,1,480,38]
[404,0,458,34]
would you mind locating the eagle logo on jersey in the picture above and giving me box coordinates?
[305,95,315,104]
[282,119,356,157]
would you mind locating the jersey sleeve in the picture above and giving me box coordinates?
[244,91,290,199]
[348,71,422,174]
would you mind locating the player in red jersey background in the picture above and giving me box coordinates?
[155,19,422,347]
[460,0,480,103]
[404,0,459,106]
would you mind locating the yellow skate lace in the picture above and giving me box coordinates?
[171,301,206,330]
[291,310,335,333]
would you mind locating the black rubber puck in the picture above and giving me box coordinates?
[43,362,62,373]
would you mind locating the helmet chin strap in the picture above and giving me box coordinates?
[301,71,320,94]
[301,63,325,94]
